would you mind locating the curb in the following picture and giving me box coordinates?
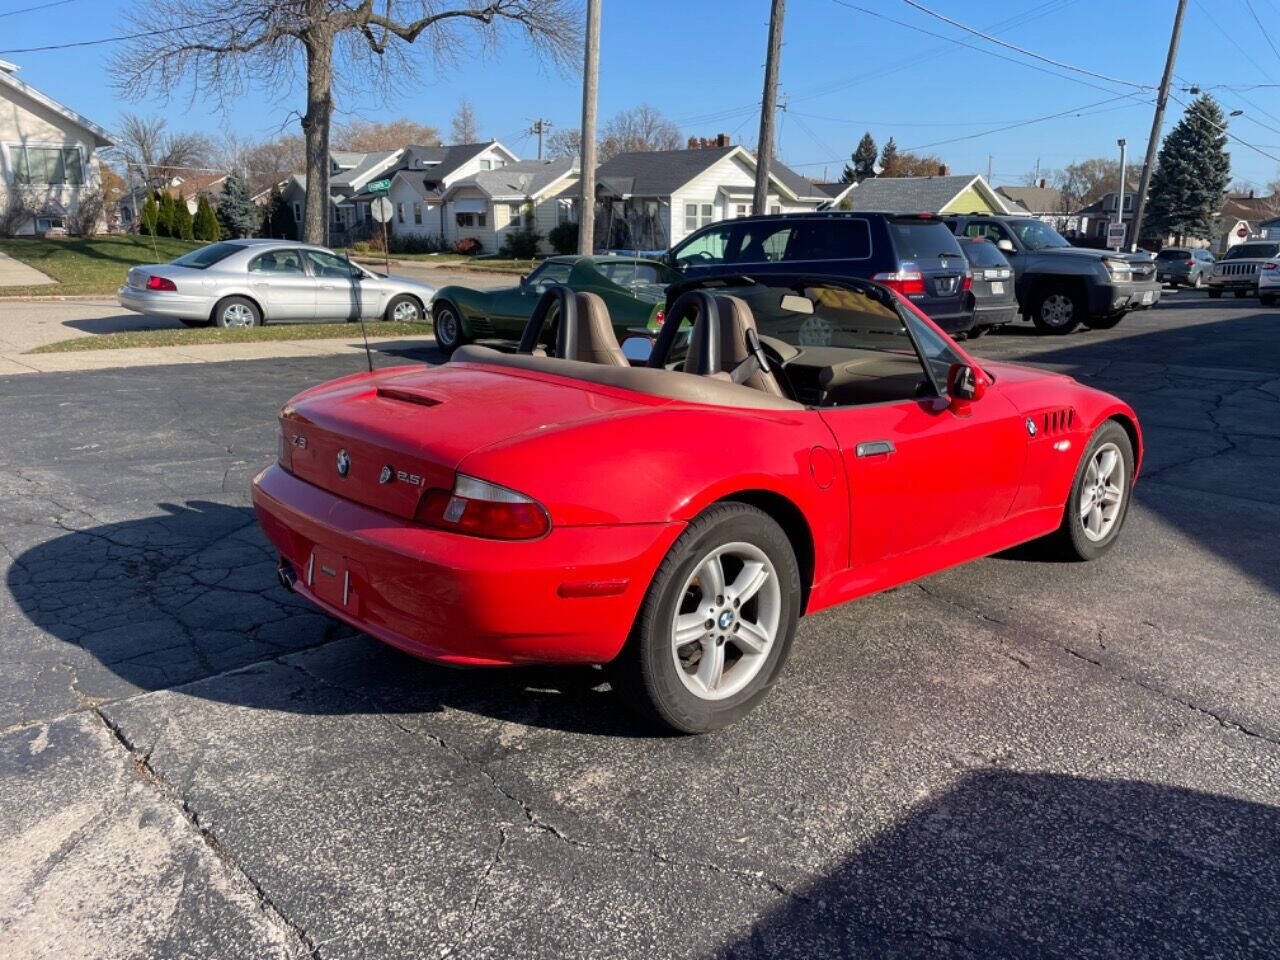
[0,294,115,302]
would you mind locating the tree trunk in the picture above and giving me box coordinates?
[300,15,334,247]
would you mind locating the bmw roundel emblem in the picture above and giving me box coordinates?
[336,449,350,477]
[379,464,394,484]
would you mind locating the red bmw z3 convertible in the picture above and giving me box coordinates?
[253,274,1141,732]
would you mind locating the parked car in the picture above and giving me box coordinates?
[955,235,1017,337]
[430,255,680,354]
[253,275,1141,733]
[118,239,435,328]
[667,212,976,337]
[1207,240,1280,298]
[945,214,1161,333]
[1155,247,1214,288]
[1259,257,1280,306]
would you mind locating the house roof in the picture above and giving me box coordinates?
[170,172,227,199]
[330,149,403,192]
[596,145,825,201]
[812,181,851,198]
[1220,195,1279,223]
[402,142,495,180]
[0,61,112,147]
[996,185,1064,214]
[843,174,1011,214]
[448,157,577,200]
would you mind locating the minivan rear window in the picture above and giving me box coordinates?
[172,242,241,269]
[889,221,964,260]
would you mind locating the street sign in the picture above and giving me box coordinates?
[370,197,394,223]
[1106,221,1127,250]
[366,179,392,194]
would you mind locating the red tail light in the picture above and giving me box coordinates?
[962,270,973,292]
[654,309,665,326]
[1264,261,1278,271]
[1185,260,1194,267]
[872,270,926,296]
[146,275,177,291]
[416,474,550,540]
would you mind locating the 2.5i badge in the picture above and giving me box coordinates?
[379,464,424,486]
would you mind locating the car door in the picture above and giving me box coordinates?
[246,249,315,321]
[818,304,1024,566]
[487,260,576,336]
[302,249,362,321]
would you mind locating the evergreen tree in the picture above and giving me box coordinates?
[1145,94,1231,242]
[194,195,220,242]
[156,192,177,237]
[879,137,901,177]
[260,184,297,239]
[172,198,195,241]
[216,169,258,238]
[140,192,160,235]
[842,132,878,183]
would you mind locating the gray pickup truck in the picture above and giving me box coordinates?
[945,214,1162,334]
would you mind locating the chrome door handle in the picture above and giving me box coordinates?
[251,281,269,288]
[855,440,896,458]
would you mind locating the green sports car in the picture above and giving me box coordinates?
[430,255,682,354]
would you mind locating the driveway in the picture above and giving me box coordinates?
[1,293,1278,959]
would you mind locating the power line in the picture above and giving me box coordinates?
[1168,92,1280,164]
[902,94,1151,152]
[896,0,1152,90]
[1244,0,1280,64]
[1191,0,1276,82]
[0,0,79,20]
[0,13,240,54]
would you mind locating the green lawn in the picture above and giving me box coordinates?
[30,320,431,353]
[341,250,537,273]
[0,235,201,297]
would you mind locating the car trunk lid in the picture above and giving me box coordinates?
[281,364,644,519]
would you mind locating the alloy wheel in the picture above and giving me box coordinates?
[222,303,255,328]
[392,299,420,322]
[1079,441,1125,542]
[1041,293,1075,328]
[670,542,781,701]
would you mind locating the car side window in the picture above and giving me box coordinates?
[964,221,1010,244]
[673,225,733,269]
[526,261,573,292]
[249,250,305,275]
[734,224,795,262]
[303,250,354,279]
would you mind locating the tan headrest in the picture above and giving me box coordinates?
[685,295,784,396]
[559,291,629,367]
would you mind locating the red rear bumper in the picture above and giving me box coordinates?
[252,465,682,666]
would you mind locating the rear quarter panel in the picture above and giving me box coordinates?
[455,404,851,587]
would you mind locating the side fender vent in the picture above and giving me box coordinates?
[1042,407,1077,436]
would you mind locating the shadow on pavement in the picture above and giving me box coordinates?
[719,770,1280,959]
[7,499,656,736]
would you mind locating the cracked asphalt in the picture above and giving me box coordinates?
[2,291,1278,959]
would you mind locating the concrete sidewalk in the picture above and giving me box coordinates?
[0,333,432,376]
[0,249,55,287]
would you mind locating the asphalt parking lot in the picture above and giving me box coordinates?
[2,290,1279,959]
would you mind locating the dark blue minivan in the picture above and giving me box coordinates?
[667,212,974,335]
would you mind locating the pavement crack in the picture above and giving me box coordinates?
[92,706,321,959]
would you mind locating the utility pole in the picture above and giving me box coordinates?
[986,153,993,182]
[1131,0,1187,250]
[1116,138,1127,245]
[577,0,601,254]
[753,0,786,215]
[528,118,553,160]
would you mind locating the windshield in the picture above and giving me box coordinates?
[172,242,241,269]
[1224,242,1280,260]
[1008,219,1071,250]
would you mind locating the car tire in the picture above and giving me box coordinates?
[1047,420,1134,562]
[1261,294,1276,306]
[1031,285,1083,334]
[1191,272,1204,289]
[612,502,801,734]
[212,296,261,329]
[1208,289,1222,299]
[1083,311,1125,330]
[966,324,988,339]
[432,300,468,355]
[384,294,424,324]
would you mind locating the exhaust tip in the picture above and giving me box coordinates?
[277,560,297,591]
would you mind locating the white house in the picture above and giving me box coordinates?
[382,141,519,246]
[0,59,112,235]
[593,145,831,250]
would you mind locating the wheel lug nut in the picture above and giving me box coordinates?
[716,595,724,605]
[733,598,740,608]
[705,619,714,629]
[716,636,725,646]
[733,623,740,632]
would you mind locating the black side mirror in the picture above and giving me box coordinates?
[519,274,529,290]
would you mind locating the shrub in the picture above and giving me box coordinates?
[139,193,160,236]
[172,198,195,241]
[453,237,482,255]
[389,233,447,254]
[194,195,220,242]
[499,226,541,259]
[67,188,107,237]
[156,192,177,237]
[548,221,578,255]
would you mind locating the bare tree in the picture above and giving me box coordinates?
[1051,158,1144,212]
[599,104,682,161]
[109,113,215,187]
[335,117,443,151]
[111,1,579,244]
[451,97,480,143]
[242,135,307,194]
[546,126,581,159]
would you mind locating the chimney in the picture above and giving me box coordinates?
[937,164,949,176]
[716,132,731,147]
[1250,189,1255,198]
[1039,178,1047,189]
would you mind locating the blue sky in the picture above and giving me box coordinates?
[2,0,1278,187]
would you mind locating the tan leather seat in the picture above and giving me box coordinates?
[557,292,629,366]
[684,295,785,396]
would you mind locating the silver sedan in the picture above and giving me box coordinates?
[117,239,436,328]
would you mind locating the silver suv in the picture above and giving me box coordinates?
[1208,240,1280,299]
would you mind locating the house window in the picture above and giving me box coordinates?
[685,204,699,231]
[701,204,714,227]
[35,216,67,232]
[397,202,404,224]
[293,202,302,222]
[456,211,486,228]
[509,203,523,227]
[413,202,422,225]
[557,198,577,224]
[734,203,749,218]
[11,145,83,185]
[479,159,492,171]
